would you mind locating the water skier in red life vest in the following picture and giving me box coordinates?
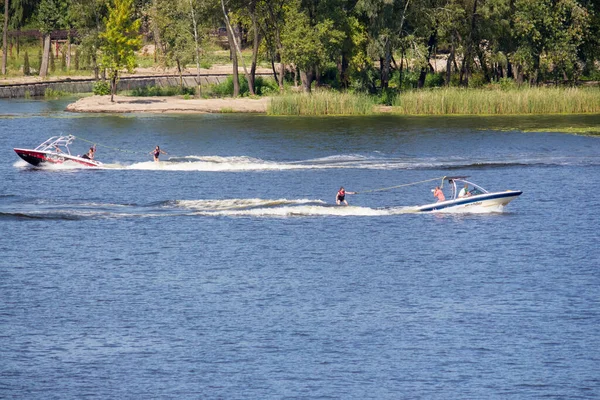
[336,187,356,205]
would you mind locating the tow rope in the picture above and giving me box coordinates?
[355,176,446,194]
[72,135,155,156]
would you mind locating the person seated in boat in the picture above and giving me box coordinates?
[336,187,356,205]
[150,145,167,162]
[432,186,445,202]
[81,147,95,160]
[458,183,471,198]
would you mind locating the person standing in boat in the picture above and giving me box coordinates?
[433,186,445,202]
[336,187,356,205]
[151,145,167,162]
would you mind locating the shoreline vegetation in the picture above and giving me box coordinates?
[64,85,600,116]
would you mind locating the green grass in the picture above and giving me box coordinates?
[127,85,196,97]
[268,91,376,116]
[523,127,600,137]
[391,87,600,115]
[44,88,70,98]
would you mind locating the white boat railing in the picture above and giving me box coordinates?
[34,135,75,155]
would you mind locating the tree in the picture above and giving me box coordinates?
[2,0,9,75]
[100,0,142,101]
[37,0,69,78]
[150,0,195,87]
[70,0,109,80]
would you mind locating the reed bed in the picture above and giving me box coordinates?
[392,87,600,115]
[268,91,375,116]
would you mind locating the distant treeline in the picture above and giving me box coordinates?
[1,0,599,95]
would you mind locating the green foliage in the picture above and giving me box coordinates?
[44,88,69,98]
[129,85,195,97]
[210,76,279,97]
[100,0,142,98]
[268,91,375,115]
[37,0,69,35]
[93,80,111,95]
[392,87,600,115]
[150,0,195,71]
[424,73,445,88]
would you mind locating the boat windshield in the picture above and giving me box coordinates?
[446,177,488,200]
[34,135,75,155]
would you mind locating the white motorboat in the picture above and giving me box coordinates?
[14,135,102,168]
[414,177,522,212]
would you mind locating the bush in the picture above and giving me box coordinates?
[468,73,486,88]
[376,88,398,106]
[44,88,69,98]
[93,80,111,95]
[129,85,195,96]
[211,75,278,97]
[424,72,445,88]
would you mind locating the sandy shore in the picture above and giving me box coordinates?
[66,95,270,114]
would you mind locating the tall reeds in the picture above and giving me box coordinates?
[392,87,600,115]
[268,91,375,116]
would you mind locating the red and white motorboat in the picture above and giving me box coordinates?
[14,135,102,167]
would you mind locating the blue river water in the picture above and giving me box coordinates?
[1,98,599,399]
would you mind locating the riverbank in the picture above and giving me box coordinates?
[64,86,600,116]
[66,95,270,113]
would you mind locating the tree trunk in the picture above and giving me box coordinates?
[340,52,349,88]
[189,0,201,96]
[476,47,490,83]
[221,0,252,95]
[418,29,437,88]
[446,40,455,86]
[93,53,99,80]
[460,0,478,87]
[1,0,9,75]
[39,34,51,78]
[380,38,391,90]
[249,2,260,95]
[300,69,314,93]
[110,72,117,102]
[66,39,72,71]
[226,25,240,97]
[177,59,183,88]
[278,56,284,90]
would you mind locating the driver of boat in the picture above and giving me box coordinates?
[458,184,471,198]
[81,146,95,160]
[432,186,445,202]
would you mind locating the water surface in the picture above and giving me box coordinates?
[1,99,599,399]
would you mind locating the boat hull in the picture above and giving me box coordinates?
[415,191,522,212]
[14,148,102,168]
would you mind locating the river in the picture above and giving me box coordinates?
[1,98,599,399]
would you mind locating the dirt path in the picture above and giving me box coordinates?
[66,95,270,114]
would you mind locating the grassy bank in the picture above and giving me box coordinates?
[266,87,600,116]
[268,91,375,116]
[392,87,600,115]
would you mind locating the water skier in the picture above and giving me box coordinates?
[336,187,356,205]
[151,145,167,162]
